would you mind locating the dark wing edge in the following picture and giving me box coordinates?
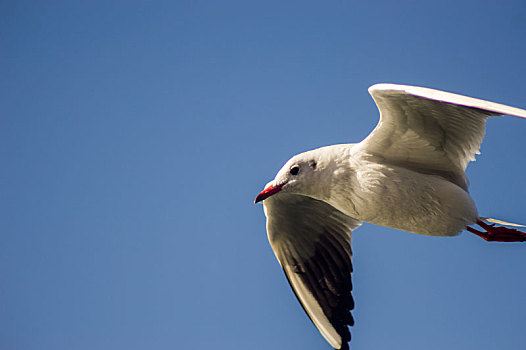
[263,193,362,350]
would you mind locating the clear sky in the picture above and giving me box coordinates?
[2,1,526,350]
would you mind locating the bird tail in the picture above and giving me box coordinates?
[480,217,526,228]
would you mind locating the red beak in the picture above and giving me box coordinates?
[254,184,283,203]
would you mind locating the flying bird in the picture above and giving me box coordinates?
[254,84,526,350]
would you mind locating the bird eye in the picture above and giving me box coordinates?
[290,165,300,175]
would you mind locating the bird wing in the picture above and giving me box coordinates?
[263,192,362,350]
[355,84,526,190]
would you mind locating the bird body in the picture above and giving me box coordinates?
[330,146,478,236]
[270,143,479,236]
[255,83,526,350]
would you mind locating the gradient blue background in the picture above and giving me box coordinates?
[2,1,526,349]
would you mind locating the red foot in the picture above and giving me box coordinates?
[467,220,526,242]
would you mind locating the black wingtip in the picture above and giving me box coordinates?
[338,341,350,350]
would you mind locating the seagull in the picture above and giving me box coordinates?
[254,84,526,350]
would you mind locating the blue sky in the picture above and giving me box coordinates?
[2,1,526,349]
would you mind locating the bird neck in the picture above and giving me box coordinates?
[315,145,362,219]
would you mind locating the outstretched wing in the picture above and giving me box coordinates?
[355,84,526,190]
[263,192,362,350]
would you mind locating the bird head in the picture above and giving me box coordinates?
[255,146,343,203]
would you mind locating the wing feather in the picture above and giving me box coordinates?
[263,193,361,350]
[356,84,526,190]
